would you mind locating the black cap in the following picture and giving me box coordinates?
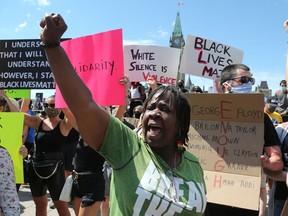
[266,96,278,106]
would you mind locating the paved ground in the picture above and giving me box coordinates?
[19,185,76,216]
[19,184,268,215]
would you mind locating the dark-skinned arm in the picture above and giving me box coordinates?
[40,13,110,150]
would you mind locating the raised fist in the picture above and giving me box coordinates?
[39,13,68,43]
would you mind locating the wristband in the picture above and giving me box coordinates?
[40,41,60,48]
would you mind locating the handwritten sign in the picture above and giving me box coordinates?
[4,89,30,98]
[124,45,180,85]
[186,93,264,210]
[56,29,125,107]
[179,35,243,80]
[0,39,57,89]
[0,112,24,183]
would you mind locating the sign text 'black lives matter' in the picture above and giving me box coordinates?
[0,39,55,89]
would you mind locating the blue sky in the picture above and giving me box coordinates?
[1,0,288,98]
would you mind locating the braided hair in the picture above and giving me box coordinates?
[143,85,191,147]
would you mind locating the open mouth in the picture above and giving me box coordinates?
[148,124,162,136]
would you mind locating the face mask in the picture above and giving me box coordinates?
[178,83,183,88]
[282,86,287,91]
[230,82,252,94]
[45,107,60,118]
[268,105,276,113]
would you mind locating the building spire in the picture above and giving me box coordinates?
[173,12,182,37]
[170,12,185,48]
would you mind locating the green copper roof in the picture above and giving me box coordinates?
[173,12,183,36]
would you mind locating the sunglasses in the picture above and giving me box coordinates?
[231,76,255,85]
[43,103,55,108]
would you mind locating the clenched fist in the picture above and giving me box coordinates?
[39,13,68,43]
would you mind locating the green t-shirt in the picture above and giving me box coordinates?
[99,117,207,216]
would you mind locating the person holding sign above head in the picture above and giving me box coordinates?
[39,13,207,216]
[205,64,283,216]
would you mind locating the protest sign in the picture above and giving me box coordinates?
[4,89,30,98]
[179,35,243,80]
[124,45,180,85]
[56,29,125,107]
[0,112,24,183]
[186,93,264,210]
[0,39,56,89]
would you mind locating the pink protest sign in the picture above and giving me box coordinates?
[55,29,125,108]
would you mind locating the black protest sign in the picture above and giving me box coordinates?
[0,39,67,89]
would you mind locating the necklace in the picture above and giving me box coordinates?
[146,147,180,202]
[167,151,178,202]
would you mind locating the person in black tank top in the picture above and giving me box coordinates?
[71,138,106,215]
[24,95,73,216]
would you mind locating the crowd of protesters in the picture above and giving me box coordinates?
[3,13,288,216]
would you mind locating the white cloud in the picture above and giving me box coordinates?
[123,39,155,45]
[23,0,51,7]
[149,27,168,39]
[38,0,51,6]
[15,22,28,32]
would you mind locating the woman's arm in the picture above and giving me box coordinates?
[62,108,78,131]
[24,113,41,129]
[0,90,20,112]
[59,110,74,137]
[20,97,31,113]
[114,77,129,120]
[263,168,287,184]
[40,14,110,150]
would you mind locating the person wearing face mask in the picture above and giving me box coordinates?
[265,96,283,127]
[24,95,73,216]
[205,64,283,216]
[275,80,288,121]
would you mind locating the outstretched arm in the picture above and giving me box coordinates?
[263,168,288,185]
[114,76,130,120]
[40,13,110,150]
